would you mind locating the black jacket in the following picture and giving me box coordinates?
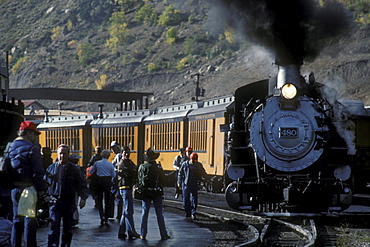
[116,158,137,188]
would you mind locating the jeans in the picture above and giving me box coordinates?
[11,188,38,247]
[140,196,168,238]
[118,189,138,237]
[48,199,74,247]
[182,183,198,216]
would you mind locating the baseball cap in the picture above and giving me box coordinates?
[110,141,120,148]
[19,121,41,135]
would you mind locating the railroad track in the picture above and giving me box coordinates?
[163,197,318,246]
[162,189,370,246]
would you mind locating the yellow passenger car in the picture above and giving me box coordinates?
[187,96,234,191]
[37,114,94,167]
[143,102,199,173]
[90,109,150,165]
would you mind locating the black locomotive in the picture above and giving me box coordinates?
[224,63,366,214]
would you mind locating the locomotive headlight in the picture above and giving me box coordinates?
[281,84,297,100]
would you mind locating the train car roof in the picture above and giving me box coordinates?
[339,100,370,117]
[37,114,94,128]
[188,95,234,119]
[144,102,200,123]
[91,109,151,126]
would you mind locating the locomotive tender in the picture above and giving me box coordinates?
[225,63,370,213]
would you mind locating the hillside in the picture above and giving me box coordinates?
[0,0,369,112]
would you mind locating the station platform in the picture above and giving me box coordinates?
[36,197,214,247]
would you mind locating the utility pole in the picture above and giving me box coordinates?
[191,73,205,101]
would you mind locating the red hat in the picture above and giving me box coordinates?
[190,152,198,161]
[186,146,193,152]
[19,121,41,135]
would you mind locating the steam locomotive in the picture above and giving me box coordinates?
[224,63,370,213]
[35,62,370,214]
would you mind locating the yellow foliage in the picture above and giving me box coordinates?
[7,54,12,64]
[67,20,73,31]
[224,28,235,43]
[51,26,63,41]
[67,40,78,48]
[148,63,158,71]
[12,56,30,75]
[175,57,188,70]
[95,74,107,90]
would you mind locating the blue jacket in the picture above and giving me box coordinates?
[44,162,89,200]
[8,139,45,193]
[178,160,207,186]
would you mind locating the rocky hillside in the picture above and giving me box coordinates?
[0,0,369,112]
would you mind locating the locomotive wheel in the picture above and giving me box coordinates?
[225,181,250,210]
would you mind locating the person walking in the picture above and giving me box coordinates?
[110,141,123,220]
[86,146,102,208]
[89,149,116,225]
[172,148,187,199]
[138,148,170,241]
[44,144,89,247]
[8,121,48,247]
[116,146,140,240]
[69,154,82,227]
[178,152,207,220]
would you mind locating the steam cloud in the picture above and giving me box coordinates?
[206,0,354,64]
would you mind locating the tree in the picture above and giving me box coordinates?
[106,10,130,50]
[166,27,177,44]
[158,5,182,26]
[76,43,96,66]
[136,4,154,24]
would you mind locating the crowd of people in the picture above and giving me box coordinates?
[0,120,209,246]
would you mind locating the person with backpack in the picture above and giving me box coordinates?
[177,152,207,220]
[8,121,49,247]
[137,148,170,241]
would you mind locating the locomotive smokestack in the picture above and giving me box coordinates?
[277,64,301,90]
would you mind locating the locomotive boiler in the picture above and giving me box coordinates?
[225,64,354,214]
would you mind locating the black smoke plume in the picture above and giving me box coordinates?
[207,0,355,65]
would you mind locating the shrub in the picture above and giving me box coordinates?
[95,74,107,90]
[148,63,158,71]
[136,4,154,25]
[67,40,78,48]
[183,37,196,55]
[67,19,73,31]
[175,56,193,70]
[76,43,96,66]
[51,26,63,41]
[12,56,30,75]
[158,5,182,26]
[165,28,177,44]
